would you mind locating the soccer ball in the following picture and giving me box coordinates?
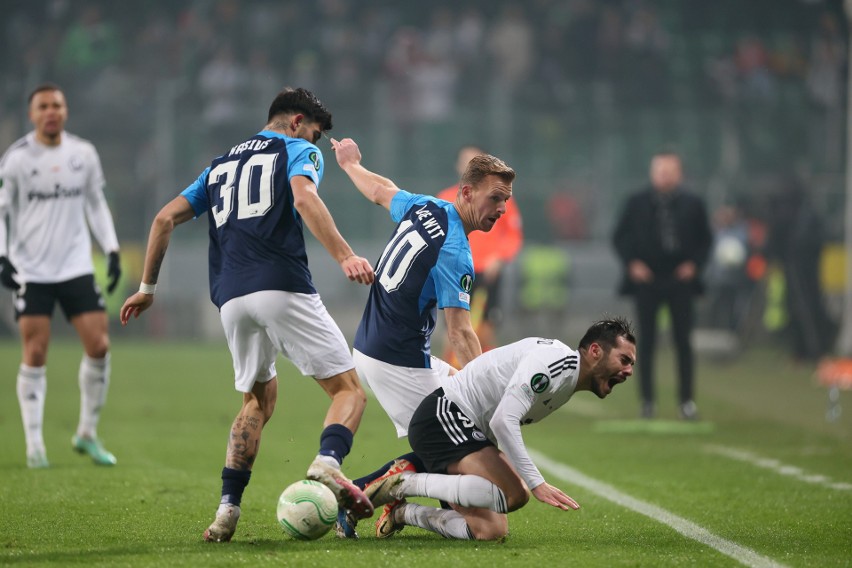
[276,479,338,540]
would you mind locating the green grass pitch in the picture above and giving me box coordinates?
[1,339,850,567]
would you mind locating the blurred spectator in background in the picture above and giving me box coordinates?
[806,11,845,110]
[735,35,776,102]
[622,2,671,104]
[705,203,751,333]
[612,152,712,420]
[57,4,121,85]
[438,146,523,362]
[486,3,533,95]
[765,176,836,363]
[807,11,846,169]
[198,43,247,150]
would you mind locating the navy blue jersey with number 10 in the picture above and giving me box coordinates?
[180,130,323,308]
[354,191,474,369]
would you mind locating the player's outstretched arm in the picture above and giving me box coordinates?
[291,176,374,285]
[120,196,195,325]
[531,482,580,511]
[331,137,398,210]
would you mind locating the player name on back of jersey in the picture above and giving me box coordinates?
[228,138,271,157]
[415,204,446,239]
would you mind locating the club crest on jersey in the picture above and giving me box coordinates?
[309,151,320,171]
[530,373,550,393]
[69,155,84,171]
[460,274,473,293]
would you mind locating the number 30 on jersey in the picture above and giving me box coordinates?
[208,153,278,227]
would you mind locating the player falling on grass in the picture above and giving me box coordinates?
[0,83,122,469]
[120,87,375,542]
[365,318,636,540]
[330,136,515,537]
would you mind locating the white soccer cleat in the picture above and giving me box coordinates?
[306,457,374,519]
[203,504,240,542]
[26,449,49,469]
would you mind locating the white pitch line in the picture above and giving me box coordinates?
[529,449,788,568]
[705,445,852,491]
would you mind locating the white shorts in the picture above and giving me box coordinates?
[220,290,354,393]
[353,349,452,438]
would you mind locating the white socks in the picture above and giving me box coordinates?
[77,354,110,439]
[400,502,474,539]
[398,473,508,513]
[17,364,47,456]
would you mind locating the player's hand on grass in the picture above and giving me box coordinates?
[532,482,580,511]
[120,292,154,326]
[341,254,374,285]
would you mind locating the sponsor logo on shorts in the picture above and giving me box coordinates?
[471,429,486,441]
[460,274,473,293]
[530,373,550,393]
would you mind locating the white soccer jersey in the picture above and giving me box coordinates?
[440,337,580,490]
[0,131,118,283]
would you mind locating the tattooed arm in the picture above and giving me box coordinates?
[120,196,195,325]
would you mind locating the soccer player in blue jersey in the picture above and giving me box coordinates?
[330,136,516,537]
[120,88,375,542]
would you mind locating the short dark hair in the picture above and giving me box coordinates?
[578,316,636,351]
[267,87,332,131]
[28,83,63,104]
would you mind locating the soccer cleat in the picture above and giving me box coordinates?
[334,507,359,539]
[203,504,240,542]
[306,457,374,520]
[375,501,405,538]
[72,435,117,465]
[679,400,699,421]
[26,449,50,469]
[363,458,415,508]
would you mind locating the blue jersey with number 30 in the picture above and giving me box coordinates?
[354,190,474,368]
[180,130,323,308]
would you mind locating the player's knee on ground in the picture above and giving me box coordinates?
[468,516,509,541]
[504,482,530,512]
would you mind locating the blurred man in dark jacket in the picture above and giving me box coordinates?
[766,176,836,362]
[612,152,713,419]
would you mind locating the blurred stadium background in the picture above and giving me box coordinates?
[0,0,848,353]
